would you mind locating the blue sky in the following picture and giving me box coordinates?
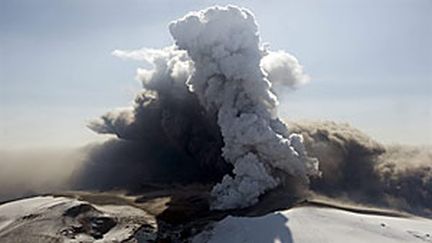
[1,0,431,148]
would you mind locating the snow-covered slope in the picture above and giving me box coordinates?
[1,195,431,243]
[193,206,432,243]
[0,196,157,242]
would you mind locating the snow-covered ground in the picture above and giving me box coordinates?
[1,195,431,242]
[193,206,432,243]
[0,196,157,242]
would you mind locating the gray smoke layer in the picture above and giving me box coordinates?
[0,148,85,202]
[2,120,430,216]
[81,47,231,190]
[289,121,432,216]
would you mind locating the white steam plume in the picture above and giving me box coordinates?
[91,5,319,210]
[169,5,319,209]
[261,50,310,88]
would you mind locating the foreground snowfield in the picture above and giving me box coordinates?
[193,206,432,243]
[1,195,431,242]
[0,196,157,242]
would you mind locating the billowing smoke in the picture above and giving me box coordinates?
[65,5,431,215]
[261,50,310,88]
[1,5,430,218]
[85,5,319,209]
[82,46,230,190]
[169,6,319,209]
[289,121,432,216]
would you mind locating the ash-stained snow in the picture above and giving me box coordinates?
[0,196,156,242]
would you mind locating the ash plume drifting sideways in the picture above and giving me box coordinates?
[87,5,319,209]
[290,121,432,216]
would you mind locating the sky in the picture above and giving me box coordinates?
[0,0,431,149]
